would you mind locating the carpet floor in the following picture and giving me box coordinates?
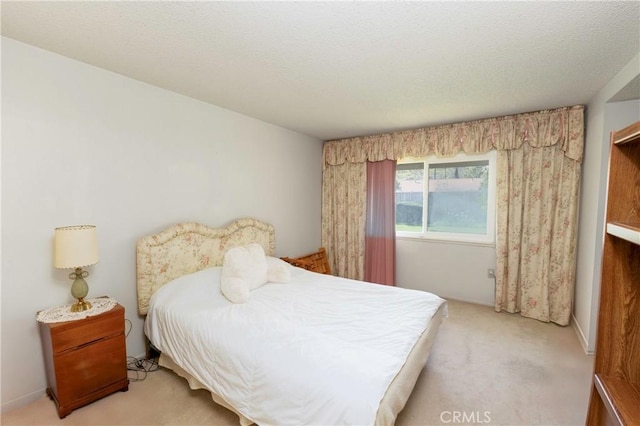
[1,300,594,425]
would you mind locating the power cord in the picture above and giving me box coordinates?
[125,318,133,337]
[124,318,160,381]
[127,355,159,382]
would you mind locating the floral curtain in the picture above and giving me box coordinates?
[322,105,584,324]
[323,106,584,164]
[495,144,581,325]
[321,161,367,280]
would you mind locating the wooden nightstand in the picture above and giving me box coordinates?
[38,303,129,418]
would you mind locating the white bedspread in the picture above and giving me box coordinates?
[145,265,445,425]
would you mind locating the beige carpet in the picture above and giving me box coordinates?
[1,300,593,426]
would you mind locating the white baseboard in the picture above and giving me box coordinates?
[1,387,46,413]
[443,296,494,308]
[571,313,594,355]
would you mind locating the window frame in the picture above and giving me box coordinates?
[395,151,497,245]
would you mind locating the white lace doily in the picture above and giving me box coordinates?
[36,298,118,323]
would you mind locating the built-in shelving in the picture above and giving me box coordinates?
[606,222,640,245]
[587,120,640,426]
[612,123,640,145]
[594,375,640,426]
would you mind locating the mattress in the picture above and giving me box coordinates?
[145,265,446,425]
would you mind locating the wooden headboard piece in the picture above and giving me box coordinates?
[281,247,332,275]
[136,218,275,315]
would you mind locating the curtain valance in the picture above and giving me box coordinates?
[323,105,584,166]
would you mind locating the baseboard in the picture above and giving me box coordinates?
[442,296,494,308]
[571,313,594,355]
[1,387,46,413]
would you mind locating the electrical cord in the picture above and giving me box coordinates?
[127,355,159,382]
[124,318,160,381]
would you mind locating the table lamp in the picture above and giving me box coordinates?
[54,225,99,312]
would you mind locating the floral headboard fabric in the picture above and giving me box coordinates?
[136,218,275,315]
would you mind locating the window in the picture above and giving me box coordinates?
[395,151,496,243]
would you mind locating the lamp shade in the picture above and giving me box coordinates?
[54,225,99,269]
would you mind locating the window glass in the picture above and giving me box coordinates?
[427,160,488,235]
[395,163,424,233]
[395,152,496,244]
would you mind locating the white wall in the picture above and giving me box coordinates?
[1,37,323,410]
[397,239,496,306]
[573,53,640,353]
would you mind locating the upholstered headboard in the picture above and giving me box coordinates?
[136,218,275,315]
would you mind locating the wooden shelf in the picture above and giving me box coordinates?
[613,121,640,145]
[594,375,640,426]
[587,120,640,426]
[606,222,640,245]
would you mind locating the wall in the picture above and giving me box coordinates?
[1,37,323,410]
[573,53,640,353]
[397,239,496,305]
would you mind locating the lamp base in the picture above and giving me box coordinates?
[70,298,92,312]
[69,268,92,312]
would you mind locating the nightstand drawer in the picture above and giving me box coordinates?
[54,333,127,402]
[50,305,124,354]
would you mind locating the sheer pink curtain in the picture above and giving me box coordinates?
[364,160,396,285]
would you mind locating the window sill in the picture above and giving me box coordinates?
[396,235,496,248]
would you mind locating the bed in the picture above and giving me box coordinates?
[137,218,446,425]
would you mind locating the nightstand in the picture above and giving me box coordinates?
[38,302,129,418]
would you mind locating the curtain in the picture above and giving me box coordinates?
[322,105,584,325]
[323,106,584,164]
[495,143,581,325]
[321,161,367,280]
[364,160,397,285]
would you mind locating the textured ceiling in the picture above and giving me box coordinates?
[2,1,639,141]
